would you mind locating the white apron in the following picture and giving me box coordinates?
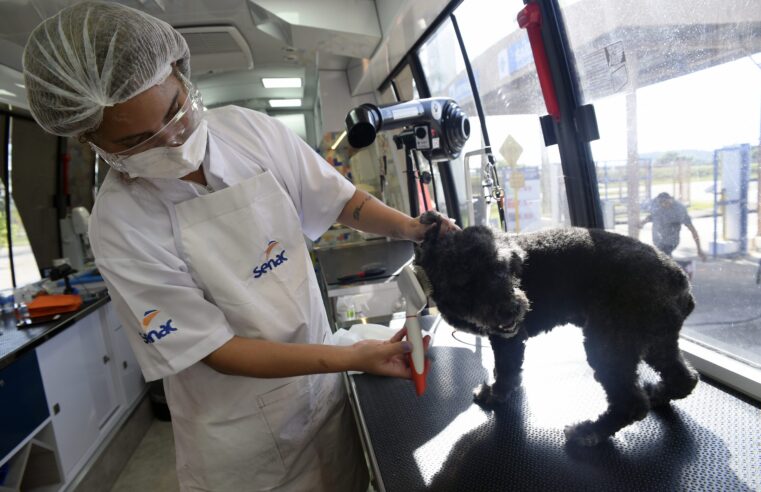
[168,170,367,491]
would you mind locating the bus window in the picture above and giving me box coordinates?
[378,84,397,105]
[417,21,484,226]
[376,66,421,215]
[559,0,761,370]
[393,65,419,102]
[452,0,571,231]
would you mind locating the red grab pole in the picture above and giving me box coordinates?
[518,2,561,121]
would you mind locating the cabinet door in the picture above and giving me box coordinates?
[111,325,145,407]
[100,303,145,407]
[36,321,99,479]
[78,311,119,429]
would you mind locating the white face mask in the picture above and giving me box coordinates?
[120,119,208,179]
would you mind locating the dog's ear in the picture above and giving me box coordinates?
[415,226,440,269]
[413,242,425,267]
[508,248,525,277]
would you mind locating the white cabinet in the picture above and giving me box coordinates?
[36,310,119,480]
[100,303,145,407]
[34,302,146,487]
[81,312,120,428]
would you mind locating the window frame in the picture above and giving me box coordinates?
[1,111,14,287]
[681,338,761,401]
[0,108,64,290]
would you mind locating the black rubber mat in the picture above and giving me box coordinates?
[352,321,761,491]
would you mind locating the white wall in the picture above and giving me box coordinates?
[318,70,376,133]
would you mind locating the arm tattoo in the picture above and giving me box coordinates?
[352,195,373,221]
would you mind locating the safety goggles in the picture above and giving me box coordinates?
[91,73,205,171]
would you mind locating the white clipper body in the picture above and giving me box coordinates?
[397,264,428,395]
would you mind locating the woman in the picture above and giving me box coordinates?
[22,3,456,490]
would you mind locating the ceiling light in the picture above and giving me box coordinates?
[262,77,302,88]
[330,130,347,150]
[269,99,301,108]
[0,89,16,98]
[14,83,25,89]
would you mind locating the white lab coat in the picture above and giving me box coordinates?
[89,106,367,491]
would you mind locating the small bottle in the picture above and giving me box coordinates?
[15,299,29,321]
[346,302,356,321]
[3,295,14,316]
[13,288,30,321]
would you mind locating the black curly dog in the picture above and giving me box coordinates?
[415,212,698,446]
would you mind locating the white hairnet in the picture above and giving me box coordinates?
[22,1,190,137]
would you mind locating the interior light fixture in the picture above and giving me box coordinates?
[269,99,301,108]
[330,130,347,150]
[14,83,25,89]
[262,77,302,88]
[0,89,16,98]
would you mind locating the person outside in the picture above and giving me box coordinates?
[640,192,706,261]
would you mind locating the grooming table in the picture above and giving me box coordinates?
[348,316,761,491]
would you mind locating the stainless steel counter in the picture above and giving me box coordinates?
[313,239,414,325]
[314,238,414,286]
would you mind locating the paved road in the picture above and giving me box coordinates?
[683,258,761,367]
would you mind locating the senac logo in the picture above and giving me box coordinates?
[140,309,178,344]
[253,240,288,279]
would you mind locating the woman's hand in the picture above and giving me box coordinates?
[349,327,431,378]
[402,210,460,243]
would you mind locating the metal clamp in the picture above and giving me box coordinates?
[463,148,505,226]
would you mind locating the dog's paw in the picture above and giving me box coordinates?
[473,383,508,409]
[643,382,670,408]
[564,421,606,447]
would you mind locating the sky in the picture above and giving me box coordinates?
[483,57,761,166]
[453,0,761,163]
[591,56,761,161]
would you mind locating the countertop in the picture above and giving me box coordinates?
[348,315,761,491]
[0,292,110,370]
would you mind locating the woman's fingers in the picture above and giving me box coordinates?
[420,210,461,235]
[390,326,408,343]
